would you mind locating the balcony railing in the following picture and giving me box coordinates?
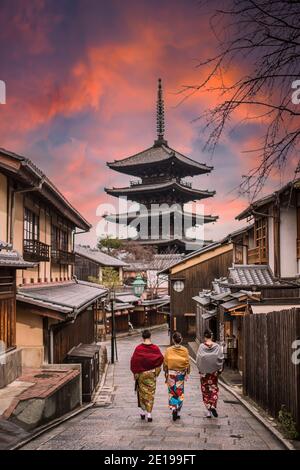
[23,239,50,262]
[181,181,192,189]
[130,180,142,186]
[51,248,75,265]
[247,246,268,264]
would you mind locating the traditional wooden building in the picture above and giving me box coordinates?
[236,177,300,278]
[75,244,126,284]
[104,79,218,253]
[0,148,107,369]
[0,241,34,388]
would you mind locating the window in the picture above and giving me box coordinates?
[24,208,39,241]
[173,280,185,292]
[51,225,68,251]
[255,217,268,263]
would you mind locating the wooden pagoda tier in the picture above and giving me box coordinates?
[104,207,218,224]
[125,237,213,254]
[105,179,215,206]
[107,142,213,181]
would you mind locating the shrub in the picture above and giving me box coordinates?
[278,405,299,440]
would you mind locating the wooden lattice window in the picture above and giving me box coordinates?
[254,217,268,263]
[24,208,39,241]
[51,225,68,251]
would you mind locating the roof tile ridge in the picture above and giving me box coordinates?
[167,145,213,169]
[109,145,156,164]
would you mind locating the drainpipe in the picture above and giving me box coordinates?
[49,325,54,364]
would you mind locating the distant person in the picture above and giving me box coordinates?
[167,314,171,335]
[130,330,163,422]
[196,329,224,418]
[163,331,190,421]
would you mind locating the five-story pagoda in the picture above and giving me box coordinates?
[105,79,218,253]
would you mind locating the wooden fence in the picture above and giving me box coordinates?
[243,309,300,431]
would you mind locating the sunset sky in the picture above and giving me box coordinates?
[0,0,295,246]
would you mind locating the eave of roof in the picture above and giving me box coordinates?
[16,280,108,318]
[105,180,216,200]
[104,209,218,224]
[107,143,213,176]
[75,245,127,267]
[0,148,91,231]
[0,240,36,269]
[236,178,300,221]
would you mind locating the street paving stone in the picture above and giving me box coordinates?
[21,329,285,450]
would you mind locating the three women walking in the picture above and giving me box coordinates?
[130,328,224,422]
[163,331,190,421]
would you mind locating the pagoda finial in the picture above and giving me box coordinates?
[155,78,167,146]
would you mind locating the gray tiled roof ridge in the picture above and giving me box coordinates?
[75,244,127,267]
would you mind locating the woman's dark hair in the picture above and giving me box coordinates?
[142,329,151,340]
[172,331,182,344]
[204,329,212,339]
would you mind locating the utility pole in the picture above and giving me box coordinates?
[110,289,118,364]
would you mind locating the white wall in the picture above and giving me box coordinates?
[280,207,298,277]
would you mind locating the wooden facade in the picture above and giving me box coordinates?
[0,149,98,369]
[52,307,96,363]
[169,247,233,342]
[0,268,16,351]
[243,308,300,432]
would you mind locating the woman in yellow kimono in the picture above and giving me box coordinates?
[163,331,190,421]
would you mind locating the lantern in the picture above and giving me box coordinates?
[132,274,146,297]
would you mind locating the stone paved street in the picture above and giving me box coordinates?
[21,328,285,450]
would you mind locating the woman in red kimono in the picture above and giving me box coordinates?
[130,330,163,422]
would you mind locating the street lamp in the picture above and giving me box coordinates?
[132,274,146,297]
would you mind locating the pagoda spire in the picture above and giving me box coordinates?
[155,78,168,146]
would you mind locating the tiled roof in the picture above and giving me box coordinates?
[141,295,170,306]
[115,293,139,303]
[17,280,107,315]
[227,265,276,286]
[75,245,127,267]
[0,241,35,269]
[106,302,134,313]
[123,261,149,271]
[212,278,231,294]
[107,143,213,175]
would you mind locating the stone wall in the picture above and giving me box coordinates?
[0,349,22,389]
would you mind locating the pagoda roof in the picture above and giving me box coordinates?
[104,208,218,224]
[107,143,213,178]
[105,179,215,203]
